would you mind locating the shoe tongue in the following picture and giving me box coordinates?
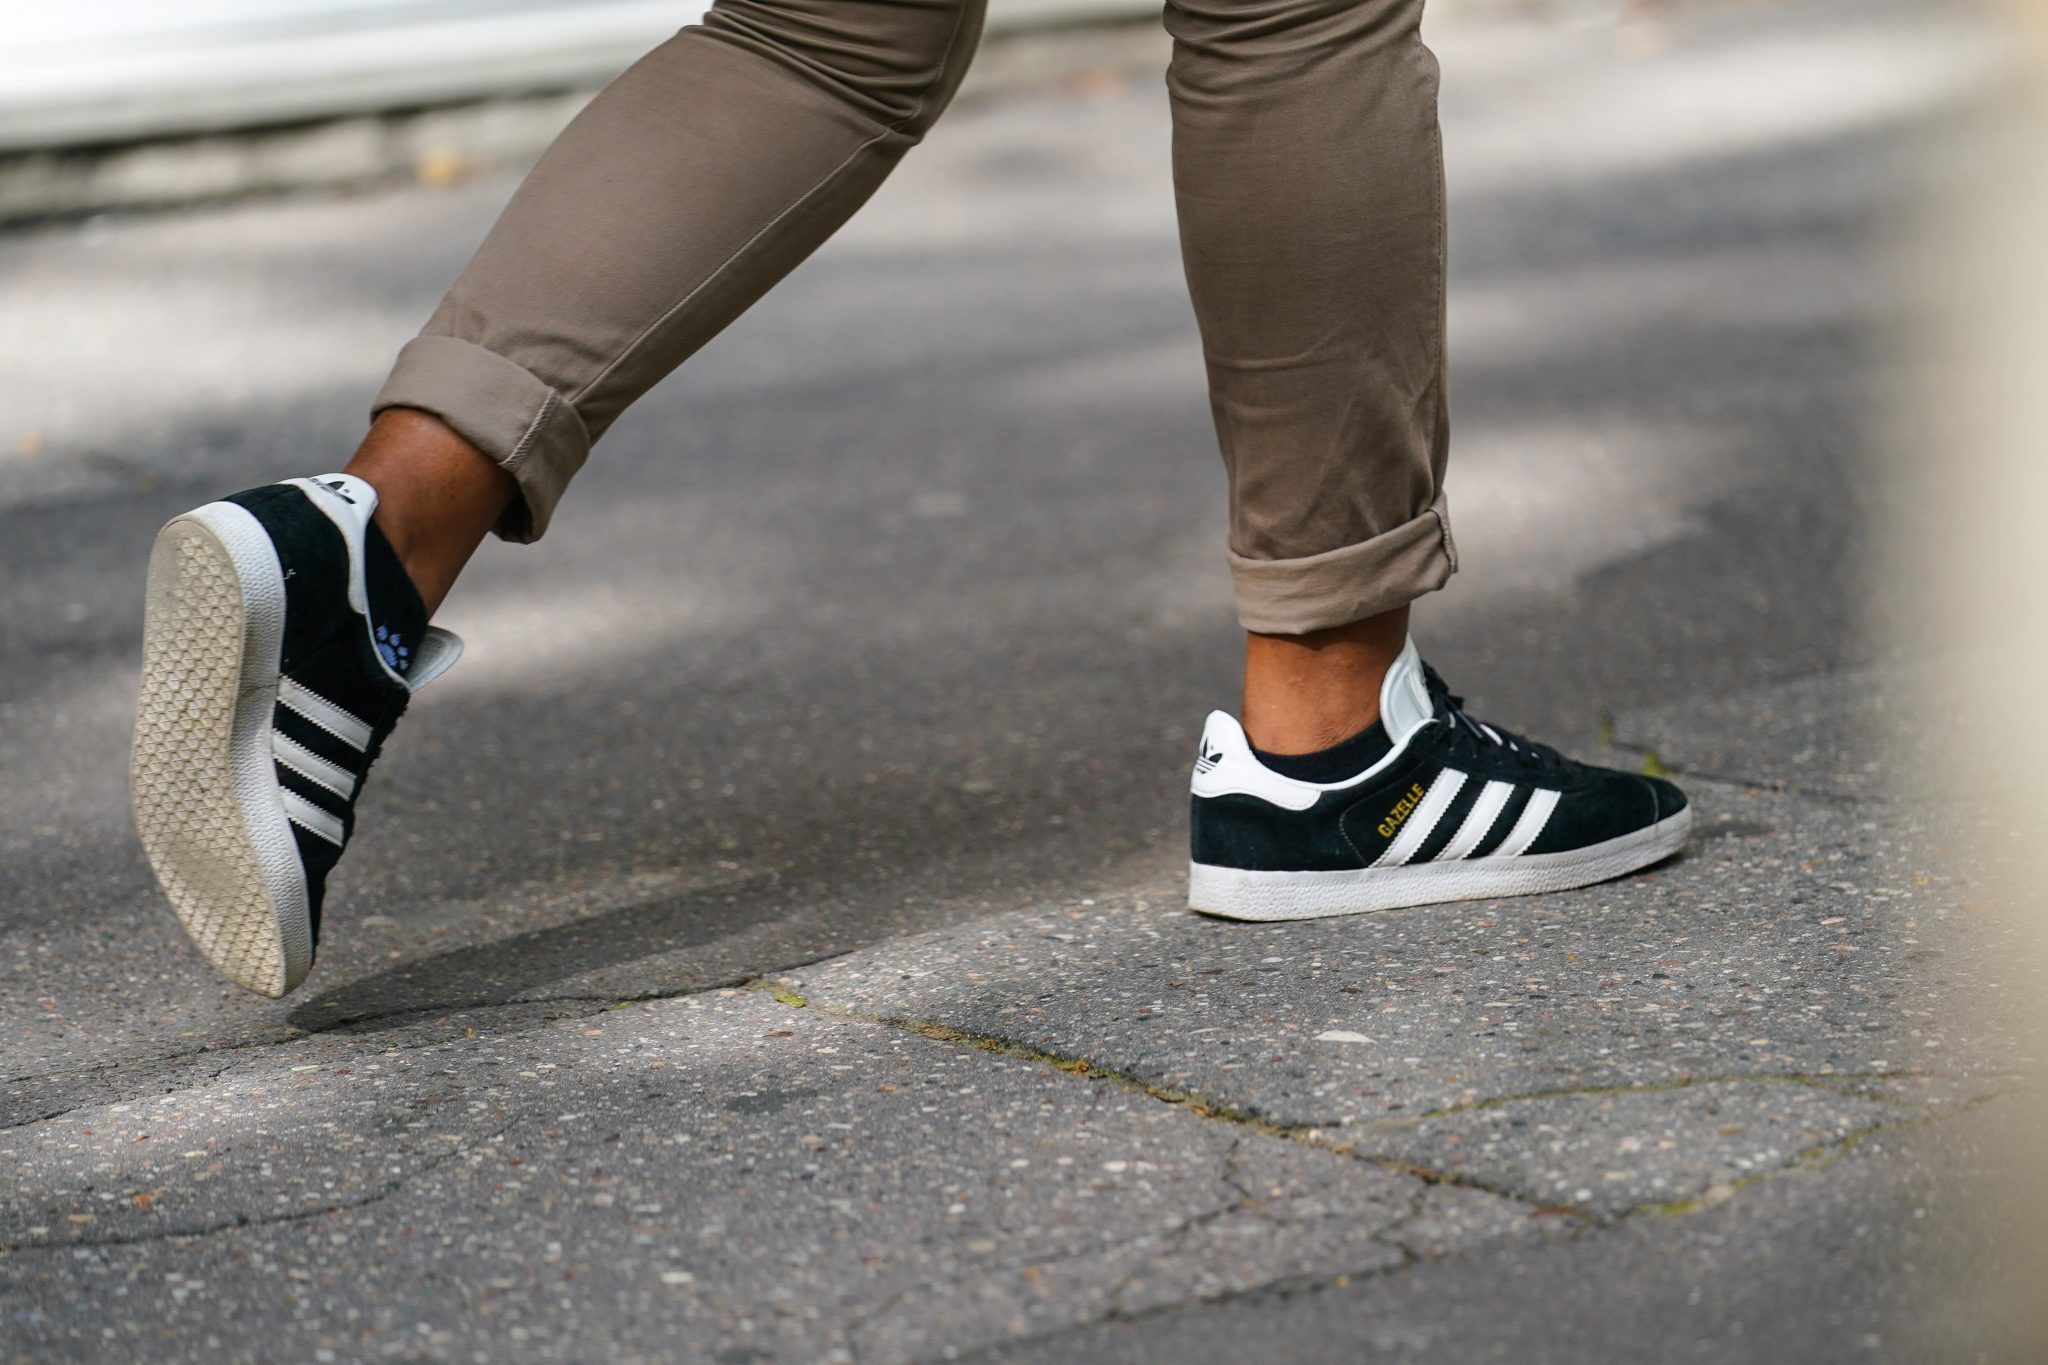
[1378,637,1435,741]
[406,627,464,691]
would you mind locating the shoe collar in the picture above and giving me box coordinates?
[288,474,379,619]
[1377,636,1435,746]
[289,474,463,694]
[1192,636,1433,811]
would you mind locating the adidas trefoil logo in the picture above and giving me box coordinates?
[1195,740,1224,776]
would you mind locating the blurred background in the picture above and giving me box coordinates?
[2,0,2042,1360]
[0,0,1155,218]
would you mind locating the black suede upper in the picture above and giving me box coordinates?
[225,482,418,943]
[1192,687,1687,874]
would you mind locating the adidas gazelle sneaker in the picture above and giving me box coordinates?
[131,474,461,997]
[1188,639,1690,921]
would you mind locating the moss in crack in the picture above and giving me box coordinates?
[1640,1095,2003,1219]
[751,985,1592,1220]
[747,977,2007,1230]
[1640,1133,1865,1218]
[752,982,1302,1136]
[1329,1150,1585,1220]
[886,1017,1295,1134]
[1382,1070,1938,1125]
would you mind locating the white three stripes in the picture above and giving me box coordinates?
[272,732,356,799]
[1493,788,1562,858]
[274,677,370,846]
[279,789,345,845]
[277,676,372,750]
[1374,770,1561,868]
[1435,779,1518,862]
[1373,770,1468,868]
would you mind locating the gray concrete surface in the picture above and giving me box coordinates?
[0,0,2025,1360]
[0,990,1552,1360]
[981,1101,2019,1363]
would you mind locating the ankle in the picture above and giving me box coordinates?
[1241,607,1409,754]
[1245,695,1384,755]
[1252,717,1392,781]
[342,409,515,616]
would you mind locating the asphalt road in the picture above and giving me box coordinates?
[0,2,2019,1361]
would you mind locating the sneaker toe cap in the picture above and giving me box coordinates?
[1523,769,1662,855]
[1645,774,1689,821]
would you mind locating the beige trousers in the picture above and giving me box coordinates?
[374,0,1455,633]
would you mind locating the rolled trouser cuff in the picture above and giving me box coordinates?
[1229,496,1457,635]
[371,334,591,543]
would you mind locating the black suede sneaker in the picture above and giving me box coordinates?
[1189,638,1689,921]
[131,474,461,997]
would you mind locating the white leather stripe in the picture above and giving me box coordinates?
[1436,780,1518,862]
[1493,788,1562,858]
[1373,769,1469,869]
[272,731,355,799]
[280,788,345,846]
[277,676,371,750]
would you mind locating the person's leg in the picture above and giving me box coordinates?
[1164,0,1453,752]
[342,411,511,616]
[1240,607,1409,754]
[1170,0,1691,920]
[358,0,987,601]
[134,0,986,996]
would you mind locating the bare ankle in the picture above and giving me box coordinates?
[342,409,515,615]
[1241,606,1409,754]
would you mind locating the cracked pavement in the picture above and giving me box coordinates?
[0,0,2024,1360]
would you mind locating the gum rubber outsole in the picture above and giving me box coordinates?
[132,505,311,998]
[1188,807,1693,922]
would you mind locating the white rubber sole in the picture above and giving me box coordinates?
[131,503,311,998]
[1189,806,1693,922]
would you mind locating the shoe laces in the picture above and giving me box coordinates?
[1421,663,1572,778]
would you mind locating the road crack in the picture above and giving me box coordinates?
[5,1116,522,1254]
[750,980,2004,1233]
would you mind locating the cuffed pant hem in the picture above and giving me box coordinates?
[371,334,592,544]
[1229,496,1457,635]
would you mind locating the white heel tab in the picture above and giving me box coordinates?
[286,475,383,617]
[1195,709,1251,777]
[1200,709,1248,753]
[406,627,464,692]
[1379,636,1434,744]
[291,474,381,534]
[1192,710,1325,812]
